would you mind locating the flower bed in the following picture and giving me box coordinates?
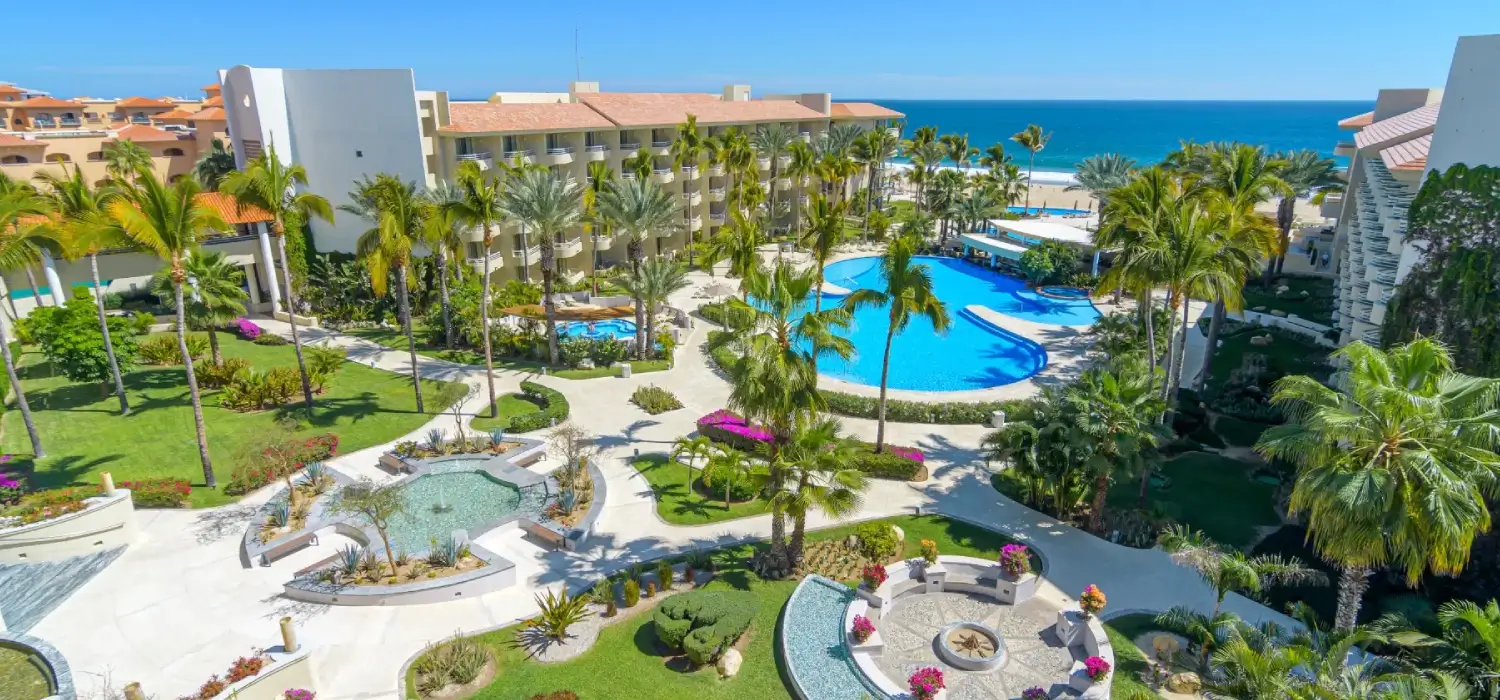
[118,478,191,508]
[235,317,263,340]
[224,434,340,496]
[908,667,945,700]
[696,410,926,480]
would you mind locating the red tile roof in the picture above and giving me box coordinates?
[0,85,26,96]
[112,124,188,143]
[193,106,226,121]
[1338,111,1374,128]
[578,93,826,127]
[18,96,78,109]
[196,192,273,225]
[117,96,172,108]
[1381,133,1431,172]
[1355,104,1440,150]
[443,101,616,134]
[204,96,223,107]
[155,109,198,120]
[201,83,221,92]
[0,134,43,148]
[831,102,904,119]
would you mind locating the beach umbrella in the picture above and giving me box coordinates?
[702,280,737,299]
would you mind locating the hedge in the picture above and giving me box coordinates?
[850,443,924,480]
[652,590,757,665]
[1215,415,1273,448]
[509,381,569,433]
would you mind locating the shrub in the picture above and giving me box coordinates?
[3,487,96,525]
[652,589,758,665]
[193,675,227,700]
[819,389,1027,425]
[696,409,773,450]
[860,564,888,590]
[131,311,156,336]
[138,333,208,365]
[283,690,315,700]
[908,667,945,700]
[120,478,191,508]
[588,338,628,367]
[509,381,569,433]
[851,614,875,643]
[234,318,263,340]
[1023,688,1048,700]
[920,538,939,564]
[622,578,640,607]
[998,543,1031,578]
[197,357,250,389]
[850,445,924,480]
[856,521,900,562]
[221,367,302,411]
[28,293,141,384]
[412,634,491,696]
[306,345,347,390]
[1215,415,1273,447]
[645,580,656,598]
[253,332,289,346]
[225,655,266,682]
[223,434,338,495]
[0,472,24,506]
[656,560,674,588]
[630,385,683,414]
[525,586,590,641]
[699,461,757,501]
[558,337,591,368]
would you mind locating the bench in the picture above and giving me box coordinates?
[258,530,320,567]
[378,453,413,475]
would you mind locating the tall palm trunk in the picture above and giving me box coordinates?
[1023,153,1035,210]
[274,230,315,412]
[789,475,811,568]
[24,266,45,307]
[1142,288,1157,375]
[90,253,129,415]
[435,250,453,349]
[1195,299,1226,391]
[1167,297,1191,408]
[768,160,779,235]
[875,327,895,452]
[863,166,876,242]
[1,332,43,457]
[481,229,497,418]
[1159,291,1179,400]
[1271,197,1295,280]
[519,225,531,282]
[629,239,647,359]
[1333,566,1370,632]
[206,328,222,364]
[396,265,424,413]
[540,241,560,365]
[1089,473,1109,532]
[175,278,214,487]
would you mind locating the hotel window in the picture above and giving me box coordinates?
[455,137,474,156]
[164,148,185,157]
[0,155,28,165]
[130,112,149,123]
[86,151,104,162]
[585,132,601,148]
[502,136,519,154]
[545,134,562,151]
[83,112,100,122]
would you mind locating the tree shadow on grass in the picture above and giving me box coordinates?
[11,454,124,491]
[281,391,385,428]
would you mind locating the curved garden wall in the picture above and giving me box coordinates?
[0,490,137,564]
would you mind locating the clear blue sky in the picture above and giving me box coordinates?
[8,0,1497,101]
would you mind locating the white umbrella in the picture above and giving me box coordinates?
[702,281,738,299]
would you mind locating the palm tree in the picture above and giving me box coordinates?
[1010,124,1052,211]
[1066,357,1170,529]
[775,416,867,567]
[220,144,335,412]
[1270,149,1344,279]
[1094,167,1179,373]
[421,183,464,351]
[939,133,976,176]
[1159,524,1327,618]
[497,168,584,365]
[1065,153,1136,217]
[34,168,132,414]
[614,259,690,363]
[785,140,819,240]
[751,123,794,234]
[706,443,751,511]
[0,189,49,457]
[1256,339,1500,631]
[1155,606,1244,670]
[706,210,764,300]
[670,434,714,491]
[1384,599,1500,699]
[583,160,616,291]
[352,175,429,412]
[906,140,947,212]
[596,177,681,358]
[843,235,950,451]
[799,195,848,313]
[109,175,228,486]
[671,115,708,262]
[954,187,1001,235]
[979,143,1009,171]
[193,139,237,191]
[621,148,655,183]
[852,127,899,240]
[101,140,153,184]
[447,161,505,417]
[154,252,248,364]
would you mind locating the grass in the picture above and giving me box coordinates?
[406,514,1032,700]
[1242,276,1336,326]
[468,393,547,434]
[1207,325,1330,389]
[631,453,771,525]
[345,325,668,380]
[2,335,468,507]
[0,646,51,700]
[1108,452,1279,549]
[1103,613,1168,699]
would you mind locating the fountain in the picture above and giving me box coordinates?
[935,621,1007,671]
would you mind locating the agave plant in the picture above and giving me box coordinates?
[428,534,461,568]
[268,500,291,528]
[360,547,383,575]
[558,490,578,515]
[525,586,591,641]
[337,544,363,575]
[590,577,614,605]
[489,428,506,447]
[303,462,331,493]
[425,428,448,455]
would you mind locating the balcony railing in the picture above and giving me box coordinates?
[620,141,641,151]
[512,245,542,263]
[585,144,608,153]
[546,146,574,155]
[59,118,80,127]
[708,187,726,195]
[32,120,55,128]
[130,116,150,124]
[651,140,672,148]
[757,157,771,169]
[621,172,638,180]
[709,212,727,223]
[680,166,699,177]
[456,152,492,162]
[502,149,535,160]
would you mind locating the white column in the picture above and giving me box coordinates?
[256,224,282,313]
[40,249,66,306]
[245,264,262,308]
[1091,249,1101,276]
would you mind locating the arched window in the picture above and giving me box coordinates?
[163,147,185,157]
[1,155,29,164]
[86,151,104,162]
[47,154,72,163]
[131,111,149,123]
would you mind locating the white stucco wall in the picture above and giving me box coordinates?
[1426,34,1500,174]
[222,66,292,169]
[282,69,428,253]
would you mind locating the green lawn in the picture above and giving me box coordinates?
[1108,452,1279,549]
[408,514,1041,700]
[0,647,51,700]
[631,453,771,525]
[1206,325,1331,389]
[469,393,546,434]
[345,325,668,380]
[1103,613,1168,699]
[1242,276,1336,326]
[3,335,467,507]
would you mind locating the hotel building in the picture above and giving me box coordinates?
[1329,34,1500,346]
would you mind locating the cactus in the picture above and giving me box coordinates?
[337,544,362,575]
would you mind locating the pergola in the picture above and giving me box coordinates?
[959,219,1103,275]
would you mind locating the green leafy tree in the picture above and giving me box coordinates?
[1256,339,1500,631]
[498,168,584,365]
[798,195,848,314]
[1018,240,1079,285]
[705,444,751,511]
[1383,599,1500,699]
[101,140,153,184]
[1158,524,1327,618]
[0,184,49,456]
[447,161,506,416]
[31,291,140,388]
[151,251,247,364]
[671,435,713,492]
[348,174,429,411]
[1065,356,1169,530]
[596,177,681,356]
[773,416,868,567]
[332,478,408,577]
[613,259,689,362]
[1270,149,1343,278]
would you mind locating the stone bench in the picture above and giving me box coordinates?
[1056,608,1115,699]
[257,529,319,567]
[378,453,413,475]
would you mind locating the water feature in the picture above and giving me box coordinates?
[782,575,888,700]
[557,319,637,342]
[386,462,549,554]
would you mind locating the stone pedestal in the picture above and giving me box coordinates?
[1055,608,1088,646]
[849,628,885,657]
[854,585,883,609]
[619,362,632,378]
[994,571,1037,604]
[989,410,1006,428]
[922,561,947,594]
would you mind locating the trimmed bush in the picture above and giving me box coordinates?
[622,578,640,607]
[220,367,302,411]
[1215,415,1273,447]
[851,445,924,480]
[652,589,757,665]
[120,478,191,508]
[630,385,683,415]
[509,381,569,433]
[253,333,289,346]
[856,521,899,562]
[700,464,757,501]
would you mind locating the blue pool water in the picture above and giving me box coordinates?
[782,575,888,700]
[811,256,1099,392]
[557,319,637,342]
[1007,206,1088,216]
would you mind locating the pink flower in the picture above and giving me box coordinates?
[851,615,876,643]
[1084,656,1111,681]
[908,667,945,700]
[1022,688,1047,700]
[998,543,1031,578]
[888,446,925,464]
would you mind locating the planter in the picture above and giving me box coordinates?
[0,489,138,563]
[921,561,947,594]
[994,570,1037,604]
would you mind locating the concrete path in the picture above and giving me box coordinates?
[30,265,1286,700]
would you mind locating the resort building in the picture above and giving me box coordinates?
[219,67,903,287]
[1329,34,1500,345]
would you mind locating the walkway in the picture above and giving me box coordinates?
[30,266,1288,700]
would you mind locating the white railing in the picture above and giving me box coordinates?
[680,166,699,177]
[555,237,583,257]
[652,140,672,148]
[585,144,608,152]
[546,146,574,155]
[621,172,638,180]
[710,212,727,222]
[456,152,492,162]
[130,116,150,124]
[502,149,534,160]
[708,187,726,195]
[59,118,80,127]
[620,141,641,150]
[32,120,55,128]
[654,167,673,174]
[512,245,541,262]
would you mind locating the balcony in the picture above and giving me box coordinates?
[757,156,771,170]
[540,146,575,165]
[775,177,793,190]
[619,141,642,152]
[621,171,638,181]
[778,155,791,168]
[709,212,727,223]
[708,163,724,177]
[31,120,55,128]
[679,165,700,179]
[887,127,900,137]
[653,168,675,184]
[512,245,542,264]
[584,144,609,161]
[706,187,726,202]
[798,131,812,142]
[685,216,702,231]
[554,237,583,258]
[502,149,535,164]
[130,116,151,124]
[455,152,493,170]
[593,233,616,251]
[650,139,672,155]
[560,269,586,286]
[466,249,506,274]
[681,190,702,206]
[59,117,80,127]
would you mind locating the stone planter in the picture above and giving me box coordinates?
[994,570,1037,604]
[849,628,885,657]
[1055,608,1088,646]
[854,584,884,608]
[921,561,947,594]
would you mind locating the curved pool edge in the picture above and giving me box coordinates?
[781,574,895,700]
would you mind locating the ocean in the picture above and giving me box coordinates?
[864,100,1371,175]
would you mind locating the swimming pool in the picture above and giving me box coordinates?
[810,256,1099,392]
[1007,206,1089,216]
[557,319,637,342]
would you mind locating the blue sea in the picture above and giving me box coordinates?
[863,100,1371,174]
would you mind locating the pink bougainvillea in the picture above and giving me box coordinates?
[697,410,774,446]
[1084,656,1111,681]
[861,564,888,589]
[908,667,945,700]
[851,614,876,643]
[888,445,925,464]
[998,543,1031,578]
[1022,688,1048,700]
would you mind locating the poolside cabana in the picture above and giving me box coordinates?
[960,219,1103,275]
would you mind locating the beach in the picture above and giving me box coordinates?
[882,161,1099,212]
